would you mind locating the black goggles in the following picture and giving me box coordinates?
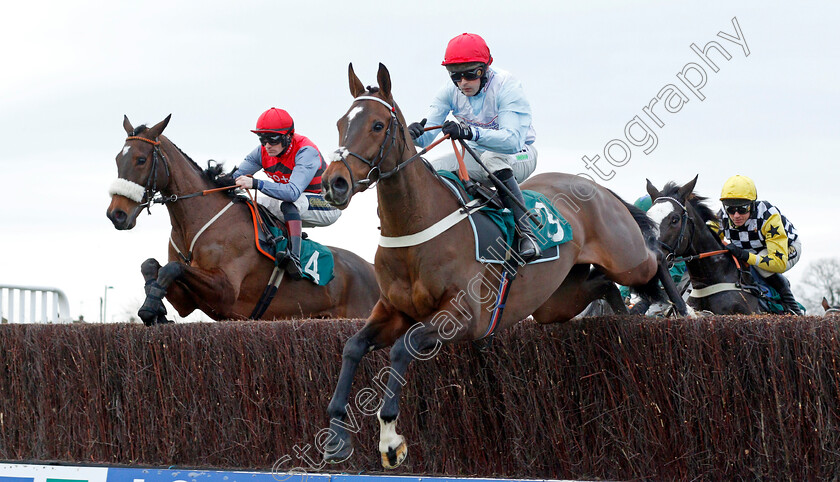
[257,133,285,146]
[725,205,751,215]
[449,67,484,82]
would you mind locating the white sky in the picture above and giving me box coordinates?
[1,1,838,322]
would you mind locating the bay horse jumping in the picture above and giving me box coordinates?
[319,63,687,468]
[645,176,763,314]
[106,115,379,323]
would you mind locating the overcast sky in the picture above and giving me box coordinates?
[1,1,838,322]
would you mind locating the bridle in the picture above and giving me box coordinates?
[653,196,695,264]
[125,135,171,212]
[332,95,429,190]
[112,136,236,212]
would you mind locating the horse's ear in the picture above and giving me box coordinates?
[823,297,831,310]
[377,63,392,98]
[645,178,660,201]
[146,114,172,139]
[348,63,365,98]
[677,174,699,200]
[123,115,134,135]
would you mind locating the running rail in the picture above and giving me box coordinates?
[0,284,72,323]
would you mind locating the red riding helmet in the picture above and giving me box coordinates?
[441,33,493,66]
[251,108,295,135]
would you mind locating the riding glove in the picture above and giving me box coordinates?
[442,120,476,141]
[408,118,427,140]
[725,243,751,264]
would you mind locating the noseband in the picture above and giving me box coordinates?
[654,196,695,262]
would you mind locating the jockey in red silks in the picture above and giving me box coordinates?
[233,108,340,279]
[407,33,541,261]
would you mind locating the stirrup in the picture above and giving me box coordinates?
[518,235,541,262]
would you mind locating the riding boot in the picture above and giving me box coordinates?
[283,219,304,280]
[764,273,803,315]
[495,169,541,262]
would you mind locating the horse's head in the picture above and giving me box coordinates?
[645,175,700,256]
[322,63,410,208]
[823,297,840,315]
[106,115,172,230]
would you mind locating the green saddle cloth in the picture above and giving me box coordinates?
[267,226,335,286]
[437,170,573,252]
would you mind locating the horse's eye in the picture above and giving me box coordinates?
[670,214,680,224]
[373,121,385,132]
[136,157,147,165]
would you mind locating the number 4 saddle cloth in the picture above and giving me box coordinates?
[245,200,335,286]
[436,170,573,265]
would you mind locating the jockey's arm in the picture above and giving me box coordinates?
[413,87,452,148]
[256,146,321,202]
[469,78,532,154]
[231,147,263,178]
[754,213,790,273]
[471,109,529,154]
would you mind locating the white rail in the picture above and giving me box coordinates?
[0,284,72,323]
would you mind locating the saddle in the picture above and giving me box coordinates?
[244,199,334,286]
[434,169,571,265]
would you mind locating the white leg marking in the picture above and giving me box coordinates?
[377,412,404,453]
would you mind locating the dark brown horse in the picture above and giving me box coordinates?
[319,63,687,468]
[645,176,762,314]
[106,115,379,323]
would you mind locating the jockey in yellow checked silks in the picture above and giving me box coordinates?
[710,175,803,315]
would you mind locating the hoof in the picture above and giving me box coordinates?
[323,441,354,464]
[380,439,407,469]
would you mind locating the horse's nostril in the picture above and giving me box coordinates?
[333,177,349,195]
[110,210,127,224]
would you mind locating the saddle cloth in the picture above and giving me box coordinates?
[436,170,573,264]
[245,200,335,286]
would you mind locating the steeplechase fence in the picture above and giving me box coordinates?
[0,284,71,324]
[2,315,840,480]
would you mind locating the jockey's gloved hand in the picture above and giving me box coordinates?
[442,120,476,141]
[408,118,427,140]
[725,243,751,263]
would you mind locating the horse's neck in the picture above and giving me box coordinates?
[158,139,229,235]
[685,211,740,287]
[376,157,459,238]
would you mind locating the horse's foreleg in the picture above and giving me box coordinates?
[324,301,411,464]
[138,259,185,325]
[377,322,443,469]
[657,262,693,317]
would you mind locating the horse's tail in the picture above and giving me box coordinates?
[606,189,658,250]
[606,189,665,304]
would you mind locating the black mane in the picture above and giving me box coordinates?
[132,124,239,197]
[659,181,719,223]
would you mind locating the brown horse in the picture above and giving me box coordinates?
[319,63,686,468]
[823,297,840,315]
[106,115,379,324]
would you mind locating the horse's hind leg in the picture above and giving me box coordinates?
[533,264,622,323]
[589,268,628,314]
[325,301,412,464]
